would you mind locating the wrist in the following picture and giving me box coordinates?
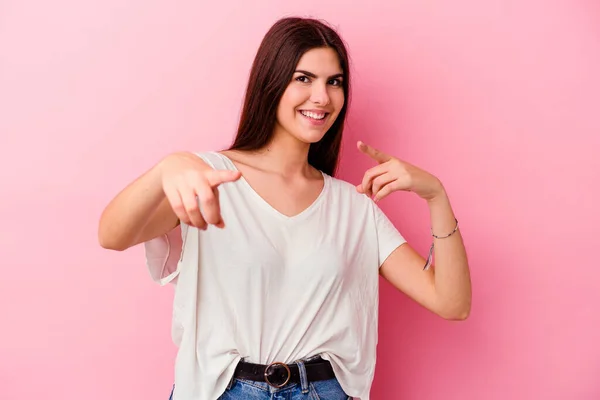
[425,180,447,203]
[157,152,183,178]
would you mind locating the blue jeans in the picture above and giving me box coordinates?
[168,359,350,399]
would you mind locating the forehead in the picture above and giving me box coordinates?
[296,47,343,74]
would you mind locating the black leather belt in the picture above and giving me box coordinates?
[233,357,336,388]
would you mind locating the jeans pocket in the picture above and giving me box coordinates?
[309,379,349,400]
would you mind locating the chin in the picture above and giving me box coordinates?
[275,117,336,145]
[295,129,329,144]
[295,123,336,144]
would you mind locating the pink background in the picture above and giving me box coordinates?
[1,0,599,399]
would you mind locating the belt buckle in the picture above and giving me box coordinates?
[264,361,291,388]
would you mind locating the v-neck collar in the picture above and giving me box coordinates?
[213,151,329,222]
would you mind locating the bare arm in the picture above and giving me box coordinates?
[356,141,471,320]
[426,191,471,318]
[380,189,471,320]
[98,152,242,251]
[98,160,178,251]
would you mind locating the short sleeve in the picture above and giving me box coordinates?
[144,224,188,285]
[373,202,407,267]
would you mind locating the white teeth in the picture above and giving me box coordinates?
[300,110,326,120]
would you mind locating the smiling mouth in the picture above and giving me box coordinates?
[298,110,329,121]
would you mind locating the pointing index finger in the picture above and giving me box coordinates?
[357,141,391,163]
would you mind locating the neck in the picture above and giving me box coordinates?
[255,126,314,178]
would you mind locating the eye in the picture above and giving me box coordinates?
[295,75,311,83]
[328,78,342,86]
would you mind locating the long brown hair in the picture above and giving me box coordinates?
[228,17,351,177]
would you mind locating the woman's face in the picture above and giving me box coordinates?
[274,47,345,145]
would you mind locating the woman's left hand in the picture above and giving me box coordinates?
[356,141,444,202]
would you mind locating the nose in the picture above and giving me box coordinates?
[309,82,330,106]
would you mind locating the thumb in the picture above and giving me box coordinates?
[357,141,391,163]
[205,169,242,186]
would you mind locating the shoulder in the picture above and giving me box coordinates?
[191,150,236,171]
[191,150,219,163]
[326,174,356,193]
[325,174,374,210]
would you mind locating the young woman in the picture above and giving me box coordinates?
[98,17,471,400]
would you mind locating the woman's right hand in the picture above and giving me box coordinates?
[159,152,241,230]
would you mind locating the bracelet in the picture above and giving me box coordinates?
[423,218,459,270]
[432,218,459,239]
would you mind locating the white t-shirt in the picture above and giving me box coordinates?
[144,151,407,400]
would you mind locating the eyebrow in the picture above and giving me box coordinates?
[295,70,344,80]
